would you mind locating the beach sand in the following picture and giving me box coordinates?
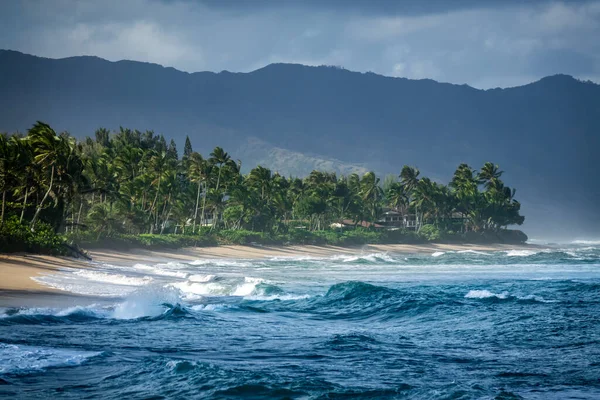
[0,243,535,302]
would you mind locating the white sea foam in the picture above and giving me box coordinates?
[189,259,253,267]
[431,251,445,257]
[112,287,182,319]
[244,293,311,301]
[571,240,600,246]
[73,270,153,286]
[0,343,102,375]
[465,290,509,299]
[505,249,539,257]
[133,263,188,279]
[170,276,267,298]
[188,274,216,283]
[333,253,396,263]
[457,250,491,256]
[169,281,228,297]
[232,277,265,296]
[517,294,555,303]
[190,304,230,311]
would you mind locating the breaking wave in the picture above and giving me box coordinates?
[0,343,103,376]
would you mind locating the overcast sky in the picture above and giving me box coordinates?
[1,0,599,88]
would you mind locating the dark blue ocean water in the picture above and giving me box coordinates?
[1,246,600,399]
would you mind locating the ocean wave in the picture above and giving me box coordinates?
[133,264,189,279]
[571,240,600,246]
[190,303,231,312]
[0,343,103,375]
[111,287,184,320]
[188,259,254,267]
[1,287,189,323]
[73,270,153,286]
[464,290,554,303]
[332,253,397,264]
[188,274,216,283]
[457,250,492,256]
[0,305,109,325]
[169,276,276,299]
[465,290,509,299]
[505,249,540,257]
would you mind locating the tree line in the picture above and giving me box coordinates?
[0,122,524,239]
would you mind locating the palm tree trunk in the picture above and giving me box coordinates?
[193,181,201,233]
[211,167,223,230]
[200,182,207,229]
[20,186,29,223]
[76,200,83,233]
[1,190,5,226]
[30,165,54,231]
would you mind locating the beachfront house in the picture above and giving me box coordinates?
[378,208,417,230]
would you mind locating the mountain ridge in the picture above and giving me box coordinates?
[0,49,599,238]
[3,49,591,90]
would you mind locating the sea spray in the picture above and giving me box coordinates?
[112,286,182,320]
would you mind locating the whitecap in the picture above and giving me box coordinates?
[133,263,188,279]
[517,294,556,303]
[0,343,102,375]
[431,251,445,257]
[465,290,509,299]
[73,270,153,286]
[457,250,491,256]
[111,286,182,319]
[232,277,265,296]
[169,281,228,297]
[505,249,539,257]
[189,259,253,267]
[243,294,310,301]
[190,304,230,311]
[333,252,396,263]
[188,274,216,283]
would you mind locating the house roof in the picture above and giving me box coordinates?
[382,210,401,215]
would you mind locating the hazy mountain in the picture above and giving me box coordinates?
[1,49,599,239]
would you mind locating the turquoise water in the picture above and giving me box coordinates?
[1,246,600,399]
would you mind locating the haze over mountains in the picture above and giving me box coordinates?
[1,49,598,239]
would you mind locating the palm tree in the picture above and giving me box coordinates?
[478,162,503,189]
[28,122,70,231]
[400,165,421,229]
[10,137,35,223]
[208,147,233,230]
[386,182,408,213]
[450,164,480,231]
[359,172,383,223]
[247,166,273,201]
[0,134,11,225]
[209,147,231,193]
[188,152,207,233]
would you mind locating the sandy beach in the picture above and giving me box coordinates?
[0,243,536,298]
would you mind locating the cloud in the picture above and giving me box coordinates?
[0,0,598,88]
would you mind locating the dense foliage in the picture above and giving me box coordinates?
[0,122,524,250]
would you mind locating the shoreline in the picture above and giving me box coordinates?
[0,242,537,303]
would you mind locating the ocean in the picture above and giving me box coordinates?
[1,246,599,399]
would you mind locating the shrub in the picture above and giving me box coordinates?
[418,225,441,242]
[0,216,67,255]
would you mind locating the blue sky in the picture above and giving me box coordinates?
[1,0,598,88]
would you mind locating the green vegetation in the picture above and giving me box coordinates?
[0,122,526,254]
